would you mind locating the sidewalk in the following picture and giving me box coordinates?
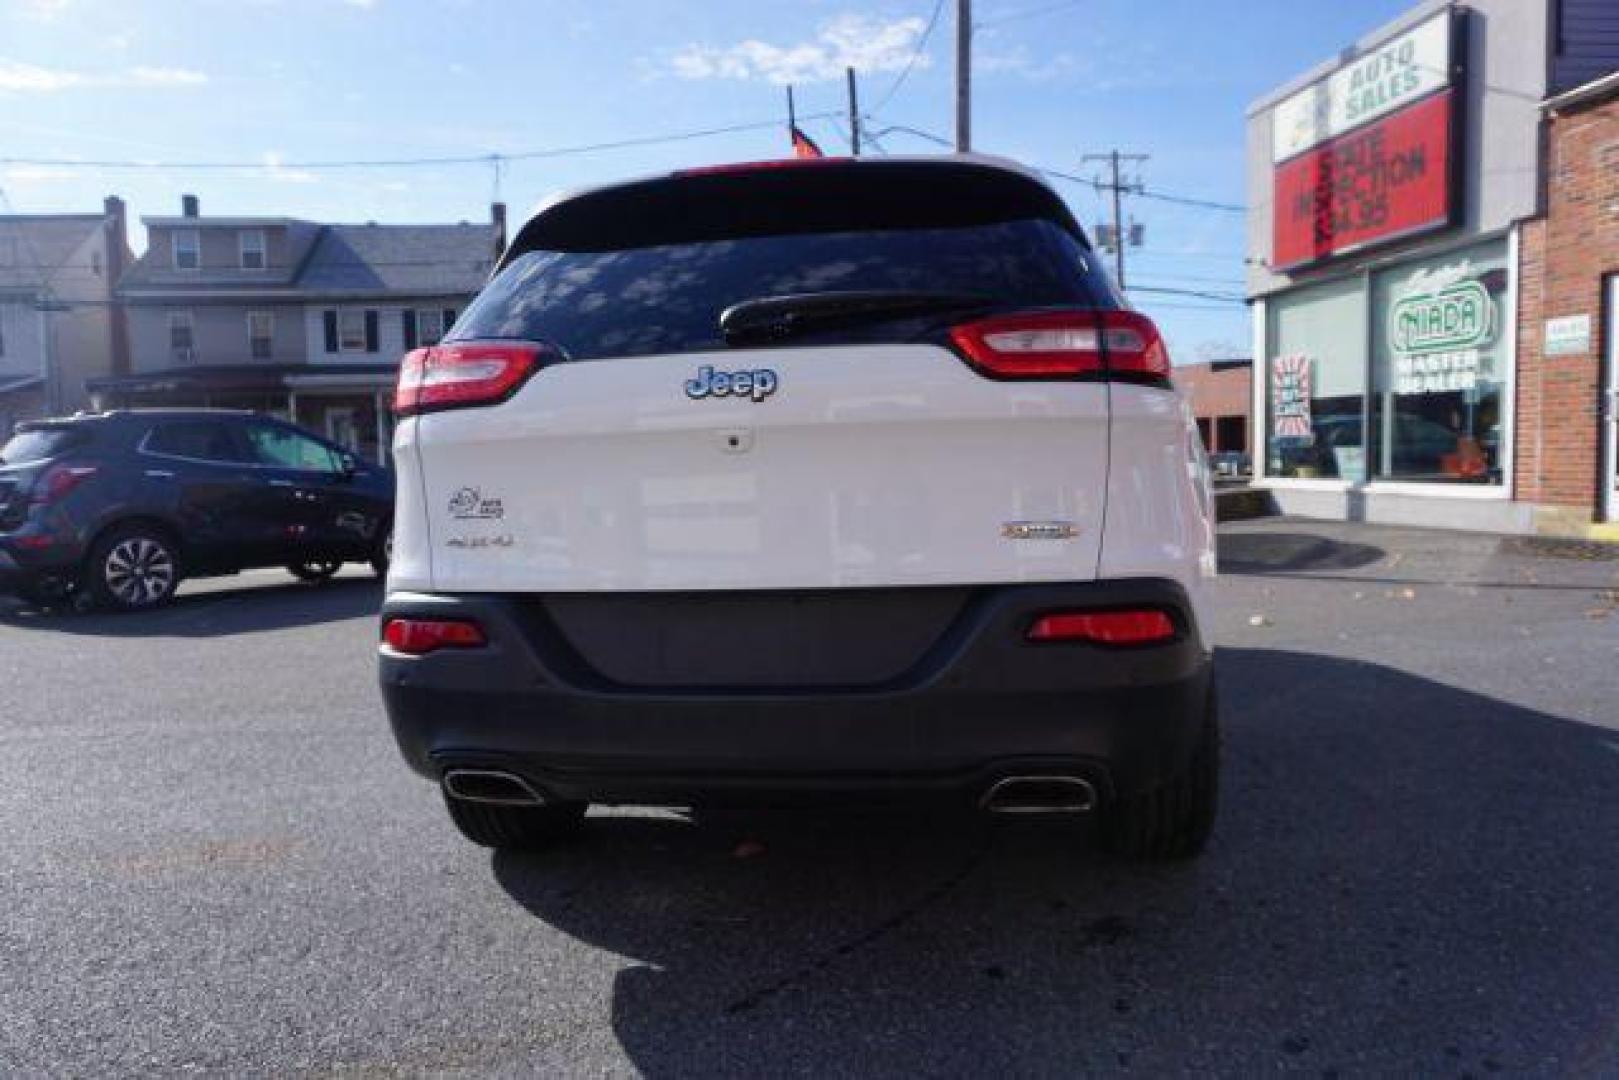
[1218,515,1619,586]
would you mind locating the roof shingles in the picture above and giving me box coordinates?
[119,220,496,297]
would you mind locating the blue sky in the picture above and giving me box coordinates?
[1,0,1411,361]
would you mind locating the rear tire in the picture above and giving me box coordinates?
[1101,691,1220,861]
[85,524,181,611]
[442,793,587,850]
[369,525,392,579]
[286,559,343,582]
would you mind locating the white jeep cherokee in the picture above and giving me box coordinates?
[379,155,1219,860]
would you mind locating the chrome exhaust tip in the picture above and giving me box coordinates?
[442,769,547,807]
[979,776,1098,815]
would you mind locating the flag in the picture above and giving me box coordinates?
[790,124,824,159]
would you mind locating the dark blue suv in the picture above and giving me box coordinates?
[0,409,393,610]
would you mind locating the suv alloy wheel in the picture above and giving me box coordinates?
[87,525,181,611]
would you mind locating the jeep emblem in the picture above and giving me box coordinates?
[684,365,778,403]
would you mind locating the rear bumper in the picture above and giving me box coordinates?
[0,515,88,587]
[377,579,1213,807]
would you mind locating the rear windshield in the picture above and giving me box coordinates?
[0,427,87,465]
[450,219,1100,361]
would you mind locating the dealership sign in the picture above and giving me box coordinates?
[1272,11,1454,162]
[1390,280,1493,355]
[1272,89,1455,271]
[1269,9,1459,271]
[1387,263,1497,396]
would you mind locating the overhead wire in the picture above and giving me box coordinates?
[870,0,948,115]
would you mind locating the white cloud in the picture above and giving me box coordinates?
[341,0,378,7]
[668,14,928,86]
[127,66,208,87]
[0,60,209,93]
[18,0,73,21]
[260,151,318,184]
[0,60,86,92]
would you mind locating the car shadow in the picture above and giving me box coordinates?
[490,648,1619,1075]
[1218,530,1386,574]
[0,575,381,637]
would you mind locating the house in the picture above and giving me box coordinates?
[95,195,504,463]
[0,198,132,435]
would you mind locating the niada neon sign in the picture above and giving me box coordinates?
[1389,279,1494,356]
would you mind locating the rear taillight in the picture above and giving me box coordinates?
[30,464,98,505]
[382,617,487,655]
[949,309,1171,380]
[393,341,546,416]
[1026,609,1177,646]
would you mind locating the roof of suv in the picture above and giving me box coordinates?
[18,408,256,430]
[501,154,1085,268]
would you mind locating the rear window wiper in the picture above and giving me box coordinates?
[719,290,1000,345]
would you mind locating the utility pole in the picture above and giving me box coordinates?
[846,67,861,156]
[956,0,972,151]
[1081,150,1149,289]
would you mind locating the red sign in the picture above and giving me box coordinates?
[1272,89,1454,270]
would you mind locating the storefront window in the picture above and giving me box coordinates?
[1370,240,1508,484]
[1265,278,1367,480]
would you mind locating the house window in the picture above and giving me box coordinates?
[338,310,366,351]
[169,312,195,361]
[240,230,266,270]
[172,230,200,271]
[248,312,273,360]
[416,309,445,345]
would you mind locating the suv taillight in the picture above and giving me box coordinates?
[1027,609,1177,646]
[382,617,487,655]
[394,342,547,416]
[29,464,98,505]
[949,309,1171,380]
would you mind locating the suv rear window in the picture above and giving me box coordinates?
[1,427,87,465]
[455,220,1096,361]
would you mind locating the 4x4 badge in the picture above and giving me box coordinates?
[685,365,778,403]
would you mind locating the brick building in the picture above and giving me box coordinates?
[1175,359,1252,458]
[1245,0,1619,537]
[1514,72,1619,534]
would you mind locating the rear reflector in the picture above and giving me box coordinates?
[949,309,1171,380]
[394,341,547,416]
[382,617,488,655]
[1026,609,1176,646]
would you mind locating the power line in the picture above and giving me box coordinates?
[865,122,954,148]
[1039,166,1245,213]
[871,0,948,115]
[1136,188,1245,213]
[0,114,843,172]
[1126,284,1245,304]
[1137,302,1244,312]
[1131,270,1246,286]
[846,127,1247,215]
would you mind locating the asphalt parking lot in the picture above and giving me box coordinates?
[2,520,1617,1076]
